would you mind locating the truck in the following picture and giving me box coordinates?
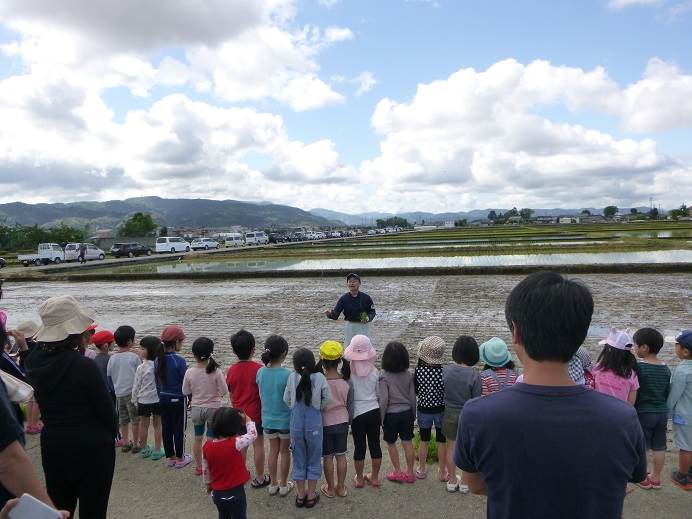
[18,243,65,267]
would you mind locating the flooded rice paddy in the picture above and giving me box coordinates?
[3,273,690,370]
[124,249,692,274]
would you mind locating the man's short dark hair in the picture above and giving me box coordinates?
[114,325,136,347]
[633,327,664,354]
[452,336,479,366]
[505,271,593,362]
[230,329,255,360]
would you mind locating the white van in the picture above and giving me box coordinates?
[244,231,269,245]
[155,236,191,253]
[224,233,245,247]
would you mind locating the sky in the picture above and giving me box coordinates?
[0,0,691,213]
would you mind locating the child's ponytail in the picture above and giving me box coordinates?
[262,335,289,366]
[191,337,218,373]
[155,341,168,385]
[340,357,351,381]
[293,348,316,405]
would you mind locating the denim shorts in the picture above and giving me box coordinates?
[417,411,443,430]
[191,406,216,437]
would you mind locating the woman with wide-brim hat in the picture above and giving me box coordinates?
[24,296,117,519]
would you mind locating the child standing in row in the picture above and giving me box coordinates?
[668,330,692,490]
[183,337,228,476]
[92,330,114,385]
[318,341,353,498]
[442,336,480,493]
[257,335,294,497]
[132,336,164,460]
[155,325,191,468]
[479,338,518,396]
[414,336,447,482]
[633,327,671,490]
[380,341,417,484]
[107,325,141,452]
[203,408,258,519]
[344,335,382,488]
[593,329,639,405]
[227,330,268,488]
[284,348,331,508]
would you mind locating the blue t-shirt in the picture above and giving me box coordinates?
[154,352,187,402]
[455,383,647,519]
[256,366,291,430]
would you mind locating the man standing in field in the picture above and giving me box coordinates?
[324,273,376,347]
[455,271,647,519]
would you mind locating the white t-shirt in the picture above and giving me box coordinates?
[351,368,380,418]
[106,350,141,397]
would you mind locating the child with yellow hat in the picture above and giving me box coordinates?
[317,340,353,498]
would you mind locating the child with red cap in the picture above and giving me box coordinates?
[92,330,115,385]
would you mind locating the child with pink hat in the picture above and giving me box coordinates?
[344,335,382,488]
[593,328,639,404]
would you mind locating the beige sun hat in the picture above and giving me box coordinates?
[35,296,95,343]
[14,320,40,339]
[417,336,446,365]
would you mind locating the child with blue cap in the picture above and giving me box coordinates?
[479,338,518,396]
[668,329,692,490]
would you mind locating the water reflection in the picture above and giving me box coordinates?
[147,249,692,274]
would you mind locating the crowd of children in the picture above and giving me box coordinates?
[3,311,692,518]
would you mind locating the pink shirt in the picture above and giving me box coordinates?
[182,367,228,408]
[593,365,639,402]
[322,378,352,427]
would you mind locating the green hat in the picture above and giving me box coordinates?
[480,337,511,368]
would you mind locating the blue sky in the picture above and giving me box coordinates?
[0,0,690,212]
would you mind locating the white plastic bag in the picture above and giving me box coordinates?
[1,370,34,403]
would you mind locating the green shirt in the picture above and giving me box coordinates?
[635,361,671,414]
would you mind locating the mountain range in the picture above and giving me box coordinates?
[0,197,654,230]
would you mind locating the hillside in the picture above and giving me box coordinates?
[0,197,331,230]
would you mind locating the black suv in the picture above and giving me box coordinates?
[110,242,153,258]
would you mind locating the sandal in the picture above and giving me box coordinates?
[353,475,364,488]
[295,495,305,508]
[320,484,335,498]
[336,487,348,497]
[251,474,270,489]
[415,467,428,479]
[305,492,320,509]
[364,473,381,487]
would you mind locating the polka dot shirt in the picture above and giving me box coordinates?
[414,364,445,413]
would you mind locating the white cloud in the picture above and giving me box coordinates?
[608,0,659,8]
[332,71,377,96]
[318,0,341,7]
[361,59,692,212]
[0,0,348,111]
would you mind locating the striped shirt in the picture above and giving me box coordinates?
[635,361,671,414]
[481,368,518,396]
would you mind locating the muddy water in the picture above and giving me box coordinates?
[3,273,690,369]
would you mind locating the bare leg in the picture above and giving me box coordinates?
[268,438,280,486]
[387,443,401,472]
[402,441,414,475]
[436,441,447,479]
[679,450,692,474]
[193,435,203,469]
[336,455,348,495]
[354,459,365,483]
[323,456,335,492]
[132,422,140,447]
[651,451,665,482]
[279,438,291,487]
[307,480,317,499]
[296,480,305,499]
[153,415,162,451]
[139,416,150,448]
[253,435,266,480]
[446,440,457,482]
[418,440,428,473]
[120,424,130,444]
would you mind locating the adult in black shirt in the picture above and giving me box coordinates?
[324,273,376,347]
[24,296,117,519]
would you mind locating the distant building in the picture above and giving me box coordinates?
[532,216,556,224]
[558,216,580,224]
[469,219,492,227]
[579,215,606,224]
[506,216,522,225]
[443,221,455,228]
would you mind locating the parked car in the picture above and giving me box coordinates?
[190,238,221,250]
[0,258,5,268]
[155,236,191,253]
[268,233,287,244]
[244,231,269,245]
[224,233,245,247]
[64,243,106,262]
[110,242,153,258]
[18,243,65,267]
[367,229,377,235]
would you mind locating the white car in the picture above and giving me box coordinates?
[329,231,341,238]
[224,233,245,247]
[367,229,377,235]
[190,238,221,250]
[156,236,191,253]
[244,231,269,245]
[64,243,106,262]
